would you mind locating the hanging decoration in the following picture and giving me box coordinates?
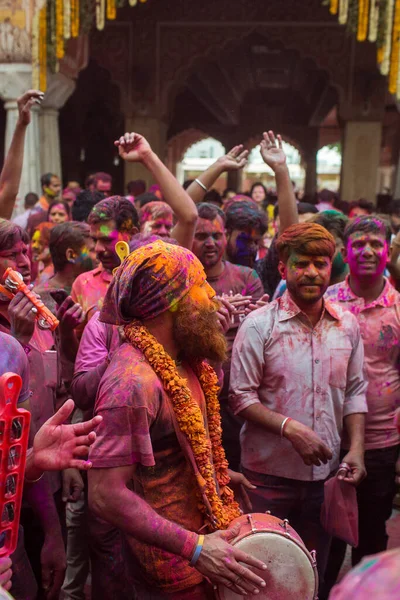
[324,0,400,98]
[32,0,148,91]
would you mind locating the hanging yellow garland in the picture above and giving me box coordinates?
[124,322,241,531]
[381,0,395,76]
[339,0,349,25]
[39,5,47,92]
[96,0,105,30]
[32,9,40,90]
[71,0,79,37]
[63,0,71,40]
[357,0,369,41]
[368,0,379,42]
[330,0,339,14]
[56,0,65,59]
[389,0,400,93]
[107,0,116,20]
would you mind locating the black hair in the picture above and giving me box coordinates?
[197,202,226,223]
[24,193,39,209]
[344,215,392,245]
[50,222,91,273]
[312,211,348,242]
[136,193,160,208]
[225,201,268,235]
[71,190,106,222]
[0,219,29,250]
[88,196,139,232]
[203,189,223,207]
[40,173,57,189]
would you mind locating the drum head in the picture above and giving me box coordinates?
[217,531,317,600]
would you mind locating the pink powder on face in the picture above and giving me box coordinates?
[346,233,388,280]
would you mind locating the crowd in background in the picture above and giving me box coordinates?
[0,90,399,600]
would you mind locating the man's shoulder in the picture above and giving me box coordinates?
[99,344,162,393]
[224,260,260,280]
[325,281,347,302]
[72,267,102,288]
[0,331,24,356]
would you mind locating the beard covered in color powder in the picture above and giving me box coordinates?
[172,297,227,363]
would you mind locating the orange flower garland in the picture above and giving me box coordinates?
[124,321,241,531]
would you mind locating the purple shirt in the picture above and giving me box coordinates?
[229,291,368,481]
[0,331,30,404]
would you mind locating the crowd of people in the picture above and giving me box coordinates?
[0,90,399,600]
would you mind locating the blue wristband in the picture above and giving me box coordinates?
[189,534,205,566]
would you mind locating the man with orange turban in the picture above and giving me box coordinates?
[87,239,268,599]
[229,223,368,592]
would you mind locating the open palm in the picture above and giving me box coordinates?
[114,131,152,163]
[33,400,102,471]
[260,130,287,171]
[219,145,249,171]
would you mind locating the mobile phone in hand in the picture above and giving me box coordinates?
[49,289,68,306]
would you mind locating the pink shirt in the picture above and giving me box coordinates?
[229,291,367,481]
[326,277,400,450]
[74,311,120,373]
[71,266,113,320]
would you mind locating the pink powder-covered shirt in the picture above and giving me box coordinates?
[74,311,120,373]
[229,290,368,481]
[326,277,400,451]
[71,266,113,321]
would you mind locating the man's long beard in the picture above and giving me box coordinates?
[173,300,227,363]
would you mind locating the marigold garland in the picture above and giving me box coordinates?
[124,321,241,531]
[389,0,400,94]
[32,0,147,90]
[325,0,400,96]
[357,0,369,41]
[339,0,349,24]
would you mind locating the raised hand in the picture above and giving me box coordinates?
[218,145,249,172]
[17,90,44,126]
[114,132,152,163]
[32,400,102,471]
[196,523,267,596]
[260,130,287,172]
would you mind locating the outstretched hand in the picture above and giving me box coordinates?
[17,90,44,126]
[260,130,287,172]
[114,132,152,163]
[32,400,102,471]
[218,145,249,172]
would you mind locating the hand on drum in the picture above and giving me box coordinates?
[196,523,267,596]
[284,419,332,467]
[227,469,255,512]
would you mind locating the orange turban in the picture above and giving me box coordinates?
[100,239,212,324]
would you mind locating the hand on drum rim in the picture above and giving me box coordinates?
[196,523,267,596]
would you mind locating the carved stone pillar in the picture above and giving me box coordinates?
[341,121,382,204]
[124,115,168,189]
[39,73,76,180]
[0,64,41,210]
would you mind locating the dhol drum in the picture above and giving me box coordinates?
[216,513,318,600]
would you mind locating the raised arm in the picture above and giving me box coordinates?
[260,131,298,233]
[115,132,197,249]
[185,145,248,204]
[0,90,44,219]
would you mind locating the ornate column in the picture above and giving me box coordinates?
[124,115,168,189]
[0,64,41,208]
[302,128,319,198]
[39,73,76,180]
[341,121,382,203]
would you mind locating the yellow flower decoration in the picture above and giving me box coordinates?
[124,321,241,531]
